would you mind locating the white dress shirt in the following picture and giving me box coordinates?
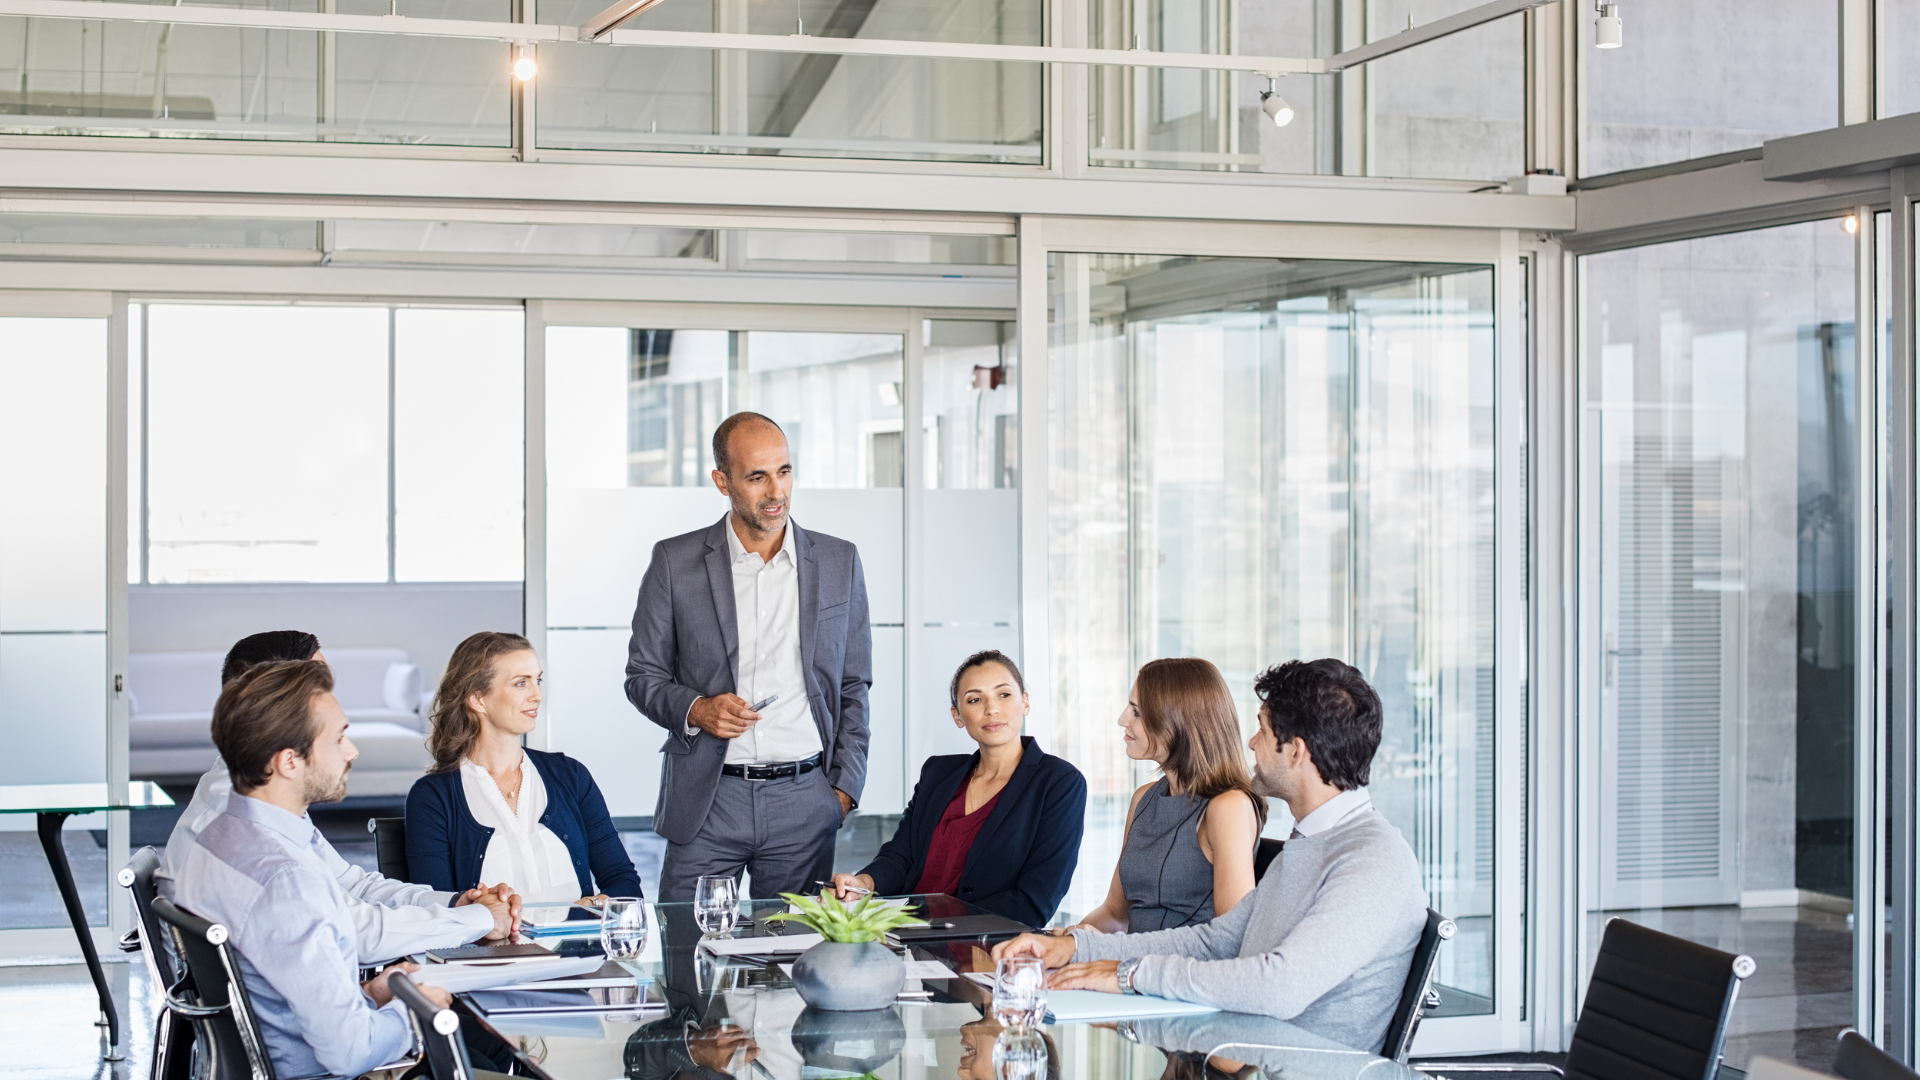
[157,763,493,962]
[1287,785,1375,839]
[709,521,822,766]
[459,755,582,904]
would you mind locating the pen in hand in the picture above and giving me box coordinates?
[748,693,779,713]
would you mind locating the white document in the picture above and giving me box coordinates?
[699,933,825,956]
[411,957,606,994]
[1040,989,1219,1024]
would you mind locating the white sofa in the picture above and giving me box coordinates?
[129,647,436,797]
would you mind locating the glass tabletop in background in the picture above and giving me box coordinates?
[466,898,1416,1080]
[0,781,175,814]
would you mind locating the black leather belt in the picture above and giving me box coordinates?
[721,753,822,781]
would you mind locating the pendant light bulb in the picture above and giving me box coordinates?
[1595,3,1622,48]
[513,44,538,81]
[1260,77,1294,127]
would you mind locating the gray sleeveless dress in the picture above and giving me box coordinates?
[1117,776,1219,931]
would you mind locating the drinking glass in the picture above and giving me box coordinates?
[694,875,739,935]
[992,1026,1049,1079]
[600,897,648,960]
[992,955,1048,1029]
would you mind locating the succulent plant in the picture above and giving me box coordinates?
[765,891,929,944]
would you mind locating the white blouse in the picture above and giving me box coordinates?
[458,755,581,904]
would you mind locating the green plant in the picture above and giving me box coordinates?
[765,891,928,944]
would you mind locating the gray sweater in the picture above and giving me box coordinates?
[1072,808,1426,1053]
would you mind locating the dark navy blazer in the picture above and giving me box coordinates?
[405,748,643,899]
[859,736,1086,927]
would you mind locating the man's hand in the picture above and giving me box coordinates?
[833,788,854,820]
[459,886,516,940]
[1047,959,1121,993]
[362,962,440,1008]
[990,932,1076,969]
[831,873,875,901]
[687,1024,759,1073]
[690,695,761,739]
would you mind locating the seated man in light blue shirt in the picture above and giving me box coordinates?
[167,659,451,1079]
[157,630,515,963]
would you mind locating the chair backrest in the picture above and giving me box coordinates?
[118,847,177,992]
[151,895,278,1080]
[1379,909,1456,1062]
[368,817,410,882]
[1835,1029,1918,1080]
[1254,837,1284,881]
[389,974,475,1080]
[1565,918,1755,1080]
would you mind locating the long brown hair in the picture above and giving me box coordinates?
[427,631,535,774]
[1135,657,1267,829]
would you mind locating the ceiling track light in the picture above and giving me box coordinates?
[1260,76,1294,128]
[512,43,537,80]
[1595,2,1622,48]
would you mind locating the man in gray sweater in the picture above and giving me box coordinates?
[994,658,1426,1053]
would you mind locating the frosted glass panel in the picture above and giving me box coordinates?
[0,317,107,631]
[0,633,107,785]
[394,308,525,582]
[146,305,389,583]
[547,487,730,628]
[545,326,630,490]
[546,627,661,818]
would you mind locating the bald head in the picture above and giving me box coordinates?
[712,411,784,477]
[710,412,794,543]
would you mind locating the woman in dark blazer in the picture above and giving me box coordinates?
[832,650,1086,927]
[406,632,642,901]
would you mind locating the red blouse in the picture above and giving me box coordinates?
[911,780,1003,896]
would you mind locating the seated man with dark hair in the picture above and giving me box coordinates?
[158,630,513,961]
[167,660,451,1079]
[993,658,1427,1054]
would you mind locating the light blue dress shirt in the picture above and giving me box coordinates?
[167,793,417,1080]
[157,763,493,963]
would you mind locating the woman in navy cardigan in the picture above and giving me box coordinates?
[406,632,642,901]
[832,650,1086,927]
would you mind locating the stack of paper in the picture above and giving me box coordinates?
[698,933,824,956]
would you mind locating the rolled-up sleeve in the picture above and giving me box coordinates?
[238,867,416,1078]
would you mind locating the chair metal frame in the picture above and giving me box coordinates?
[1381,909,1458,1063]
[150,895,288,1080]
[389,973,480,1080]
[118,847,193,1080]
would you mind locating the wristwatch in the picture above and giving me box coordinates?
[1115,956,1143,995]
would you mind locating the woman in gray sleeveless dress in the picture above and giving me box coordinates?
[1073,658,1268,933]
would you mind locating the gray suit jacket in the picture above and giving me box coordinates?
[624,515,873,846]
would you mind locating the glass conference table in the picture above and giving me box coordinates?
[0,781,176,1062]
[456,896,1416,1080]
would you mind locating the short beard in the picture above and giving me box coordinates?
[302,762,351,806]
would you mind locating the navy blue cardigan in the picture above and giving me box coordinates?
[859,737,1086,927]
[405,748,643,899]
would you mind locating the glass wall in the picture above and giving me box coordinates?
[1582,0,1837,177]
[1049,252,1498,1011]
[542,323,910,817]
[1888,0,1920,119]
[1580,218,1861,1068]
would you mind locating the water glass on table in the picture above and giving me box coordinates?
[600,897,648,960]
[993,1026,1049,1080]
[695,875,739,935]
[992,955,1048,1029]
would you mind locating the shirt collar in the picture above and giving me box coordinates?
[725,516,795,566]
[224,790,322,848]
[1290,786,1373,838]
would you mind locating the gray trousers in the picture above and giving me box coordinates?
[657,767,843,902]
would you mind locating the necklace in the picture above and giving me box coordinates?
[492,761,525,811]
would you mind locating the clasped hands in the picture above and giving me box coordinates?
[990,933,1125,994]
[454,881,522,940]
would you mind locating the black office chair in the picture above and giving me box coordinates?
[117,848,194,1080]
[1413,918,1754,1080]
[150,894,288,1080]
[368,817,410,882]
[388,974,515,1080]
[1254,838,1285,882]
[1380,909,1457,1063]
[1835,1029,1917,1080]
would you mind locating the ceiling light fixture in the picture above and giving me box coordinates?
[1260,76,1294,127]
[512,44,537,80]
[1595,2,1622,48]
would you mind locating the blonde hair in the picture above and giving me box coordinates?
[427,631,534,773]
[1135,657,1268,830]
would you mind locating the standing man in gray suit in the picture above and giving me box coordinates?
[626,411,873,902]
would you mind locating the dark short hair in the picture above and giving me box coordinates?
[948,649,1026,707]
[221,631,321,684]
[1253,659,1383,791]
[212,659,334,794]
[712,411,784,477]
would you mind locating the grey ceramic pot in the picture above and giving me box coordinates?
[789,1006,908,1073]
[789,940,905,1011]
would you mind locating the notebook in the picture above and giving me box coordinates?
[424,941,555,963]
[889,913,1031,943]
[1040,989,1219,1024]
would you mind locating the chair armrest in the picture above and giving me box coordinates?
[117,928,143,954]
[1413,1065,1565,1076]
